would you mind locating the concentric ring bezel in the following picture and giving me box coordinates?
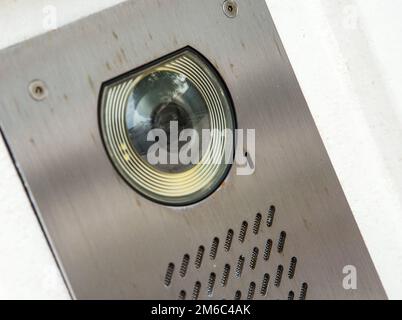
[99,47,237,206]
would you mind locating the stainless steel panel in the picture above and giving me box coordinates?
[0,0,386,299]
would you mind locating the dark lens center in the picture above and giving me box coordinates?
[151,101,193,148]
[126,70,211,173]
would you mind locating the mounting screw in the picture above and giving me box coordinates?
[223,0,238,18]
[29,80,48,101]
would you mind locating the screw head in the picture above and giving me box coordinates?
[223,0,238,18]
[29,80,48,101]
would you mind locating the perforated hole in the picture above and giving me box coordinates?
[267,206,276,227]
[275,265,284,287]
[299,283,308,300]
[247,282,256,300]
[234,290,242,300]
[260,273,270,296]
[207,273,216,297]
[179,254,190,278]
[250,247,259,270]
[239,221,248,243]
[221,264,230,287]
[253,213,262,235]
[209,238,219,260]
[288,257,297,279]
[195,246,205,269]
[277,231,287,253]
[164,263,175,287]
[288,291,295,300]
[224,229,234,252]
[192,281,201,300]
[263,239,273,261]
[236,255,245,278]
[165,205,309,300]
[179,290,186,300]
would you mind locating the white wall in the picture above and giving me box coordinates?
[1,0,401,299]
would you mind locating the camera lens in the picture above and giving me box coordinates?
[100,48,236,205]
[125,70,210,173]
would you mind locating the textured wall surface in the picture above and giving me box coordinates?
[1,0,401,299]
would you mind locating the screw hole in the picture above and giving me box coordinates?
[29,80,48,101]
[223,0,238,18]
[35,86,43,95]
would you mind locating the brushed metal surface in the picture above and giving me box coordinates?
[0,0,386,299]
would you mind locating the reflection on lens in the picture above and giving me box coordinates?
[100,48,236,206]
[126,70,210,173]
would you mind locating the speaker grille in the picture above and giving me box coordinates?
[163,205,309,300]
